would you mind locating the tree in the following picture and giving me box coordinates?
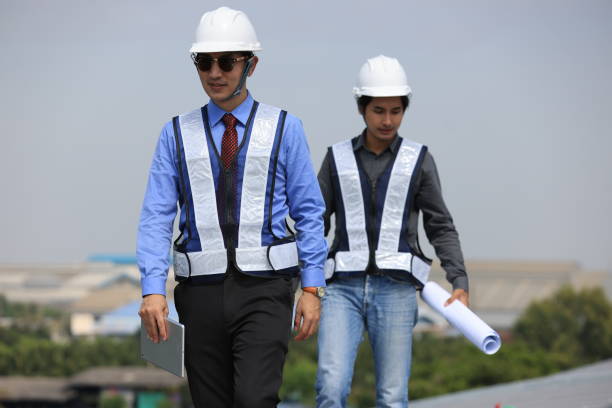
[99,395,127,408]
[513,285,612,364]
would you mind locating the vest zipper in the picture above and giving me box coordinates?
[367,180,379,274]
[225,168,237,268]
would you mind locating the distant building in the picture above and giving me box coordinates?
[0,377,72,407]
[87,254,138,265]
[0,259,177,337]
[70,367,185,408]
[0,262,145,308]
[417,260,611,330]
[96,300,179,336]
[69,280,142,336]
[0,367,186,408]
[0,259,609,334]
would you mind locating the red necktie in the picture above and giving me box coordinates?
[221,113,238,169]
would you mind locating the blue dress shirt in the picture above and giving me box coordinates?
[137,93,327,296]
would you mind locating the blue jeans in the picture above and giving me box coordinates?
[315,274,418,408]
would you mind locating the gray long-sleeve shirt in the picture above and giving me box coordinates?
[318,133,468,291]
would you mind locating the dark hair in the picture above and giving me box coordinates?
[357,95,409,114]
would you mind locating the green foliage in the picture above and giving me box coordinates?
[155,397,174,408]
[179,384,193,408]
[0,332,144,376]
[280,337,318,403]
[409,334,573,400]
[99,395,128,408]
[0,294,64,320]
[513,285,612,364]
[0,295,69,340]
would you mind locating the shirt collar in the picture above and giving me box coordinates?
[207,92,254,127]
[354,130,402,154]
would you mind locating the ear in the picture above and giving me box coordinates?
[247,56,259,77]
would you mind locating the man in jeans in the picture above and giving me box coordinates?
[315,55,469,407]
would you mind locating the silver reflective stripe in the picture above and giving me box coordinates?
[268,241,299,271]
[375,250,412,271]
[235,103,299,272]
[236,241,297,271]
[238,103,280,249]
[377,139,423,252]
[324,258,335,280]
[174,249,228,277]
[334,250,369,271]
[331,140,369,271]
[375,139,428,284]
[173,251,189,277]
[178,108,227,276]
[374,251,429,285]
[411,256,431,285]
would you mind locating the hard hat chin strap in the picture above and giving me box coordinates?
[222,57,254,102]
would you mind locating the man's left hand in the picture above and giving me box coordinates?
[293,291,321,341]
[444,288,469,307]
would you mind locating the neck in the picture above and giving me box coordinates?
[364,130,395,155]
[214,89,248,112]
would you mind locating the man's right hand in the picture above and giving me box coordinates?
[139,294,169,343]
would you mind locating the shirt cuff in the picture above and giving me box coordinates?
[300,266,326,288]
[141,278,168,297]
[451,275,469,292]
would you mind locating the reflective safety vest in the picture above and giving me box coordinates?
[326,136,431,287]
[172,101,299,281]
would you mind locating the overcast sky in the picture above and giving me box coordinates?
[1,0,611,271]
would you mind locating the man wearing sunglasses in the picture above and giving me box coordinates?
[137,6,327,407]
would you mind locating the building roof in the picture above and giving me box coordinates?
[424,260,611,329]
[88,254,138,265]
[69,282,142,314]
[95,300,179,335]
[0,260,607,329]
[63,270,138,290]
[411,358,612,408]
[69,366,185,389]
[3,287,89,306]
[0,377,71,401]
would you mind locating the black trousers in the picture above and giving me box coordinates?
[174,268,294,408]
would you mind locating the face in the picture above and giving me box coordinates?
[362,96,405,142]
[195,52,258,104]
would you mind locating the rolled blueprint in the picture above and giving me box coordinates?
[421,281,501,355]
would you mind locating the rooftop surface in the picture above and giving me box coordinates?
[411,358,612,408]
[0,377,71,401]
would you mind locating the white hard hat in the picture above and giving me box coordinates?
[353,55,412,99]
[190,7,262,53]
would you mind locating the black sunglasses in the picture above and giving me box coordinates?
[192,53,251,72]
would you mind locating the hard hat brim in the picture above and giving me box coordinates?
[189,42,262,53]
[353,85,412,98]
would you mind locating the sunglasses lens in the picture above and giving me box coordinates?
[196,57,213,71]
[195,55,248,72]
[218,57,236,72]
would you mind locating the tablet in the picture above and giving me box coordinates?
[140,317,185,377]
